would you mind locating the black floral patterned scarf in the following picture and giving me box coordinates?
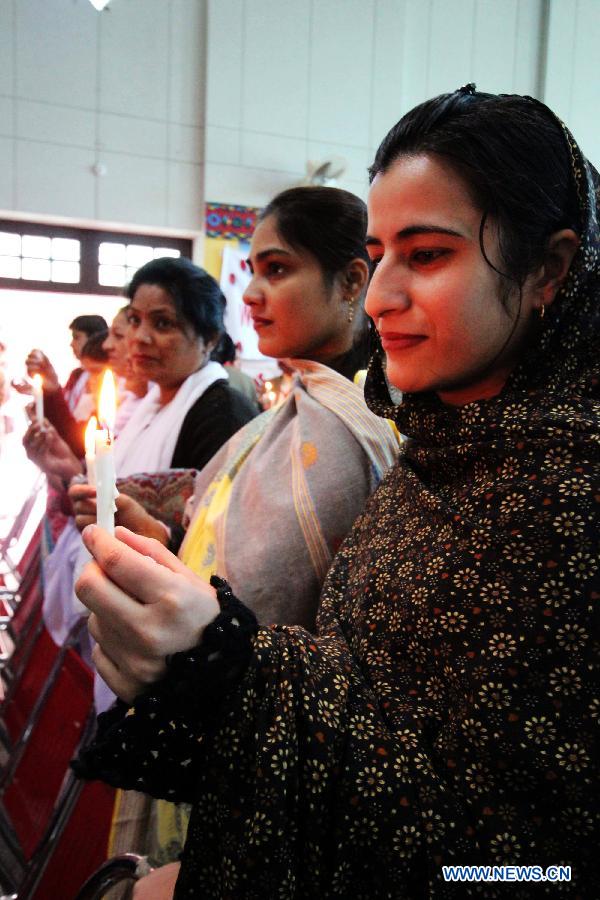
[76,125,599,898]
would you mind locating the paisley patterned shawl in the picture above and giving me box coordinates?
[77,125,599,898]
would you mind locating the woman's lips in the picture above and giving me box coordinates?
[132,353,158,364]
[380,333,426,351]
[251,317,273,331]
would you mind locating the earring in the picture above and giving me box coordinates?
[540,304,546,319]
[346,297,355,323]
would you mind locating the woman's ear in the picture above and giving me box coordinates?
[536,228,580,308]
[345,258,370,297]
[204,335,219,355]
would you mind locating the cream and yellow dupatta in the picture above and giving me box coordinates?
[180,358,399,629]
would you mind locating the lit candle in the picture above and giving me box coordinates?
[84,415,97,488]
[32,373,44,424]
[95,370,118,535]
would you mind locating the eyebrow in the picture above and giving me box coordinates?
[365,224,465,245]
[128,305,174,316]
[247,247,293,265]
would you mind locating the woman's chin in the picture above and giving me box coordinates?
[257,338,282,360]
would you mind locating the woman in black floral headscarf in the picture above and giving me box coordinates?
[75,88,599,899]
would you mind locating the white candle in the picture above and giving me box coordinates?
[84,416,97,488]
[95,370,118,535]
[32,373,44,424]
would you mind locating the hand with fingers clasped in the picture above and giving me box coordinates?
[69,484,170,544]
[75,525,220,704]
[23,419,83,481]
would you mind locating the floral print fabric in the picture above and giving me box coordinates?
[77,122,600,898]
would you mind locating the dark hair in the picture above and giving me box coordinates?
[70,314,108,335]
[80,330,109,362]
[211,332,236,365]
[258,186,369,287]
[126,257,225,343]
[369,86,581,288]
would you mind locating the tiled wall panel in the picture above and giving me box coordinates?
[544,0,600,166]
[1,0,206,231]
[1,0,598,229]
[204,0,549,207]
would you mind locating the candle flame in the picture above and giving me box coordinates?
[33,373,43,390]
[85,416,98,456]
[98,369,117,433]
[264,381,272,391]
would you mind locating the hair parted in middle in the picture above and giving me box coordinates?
[126,257,226,343]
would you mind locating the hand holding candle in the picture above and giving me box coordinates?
[32,373,44,424]
[95,370,118,536]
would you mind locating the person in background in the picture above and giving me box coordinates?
[25,256,260,752]
[210,332,260,412]
[75,88,598,898]
[29,329,108,459]
[102,306,148,434]
[22,313,108,411]
[111,257,258,477]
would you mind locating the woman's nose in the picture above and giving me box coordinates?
[242,276,263,306]
[365,261,411,321]
[134,323,153,344]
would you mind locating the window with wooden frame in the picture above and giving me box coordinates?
[0,221,192,295]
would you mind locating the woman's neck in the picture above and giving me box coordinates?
[159,383,182,405]
[125,375,148,398]
[313,333,369,381]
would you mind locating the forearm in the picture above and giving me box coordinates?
[44,389,85,457]
[74,578,259,801]
[74,580,466,896]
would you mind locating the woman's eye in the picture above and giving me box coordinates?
[155,318,174,330]
[266,261,285,277]
[127,315,140,327]
[412,248,449,265]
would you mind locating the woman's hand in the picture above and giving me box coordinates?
[25,349,60,393]
[69,485,170,544]
[133,862,180,899]
[115,493,170,544]
[68,483,98,532]
[11,378,33,396]
[23,420,83,480]
[75,526,220,703]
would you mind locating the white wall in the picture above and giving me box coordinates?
[543,0,600,167]
[0,0,598,225]
[0,0,206,231]
[204,0,546,206]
